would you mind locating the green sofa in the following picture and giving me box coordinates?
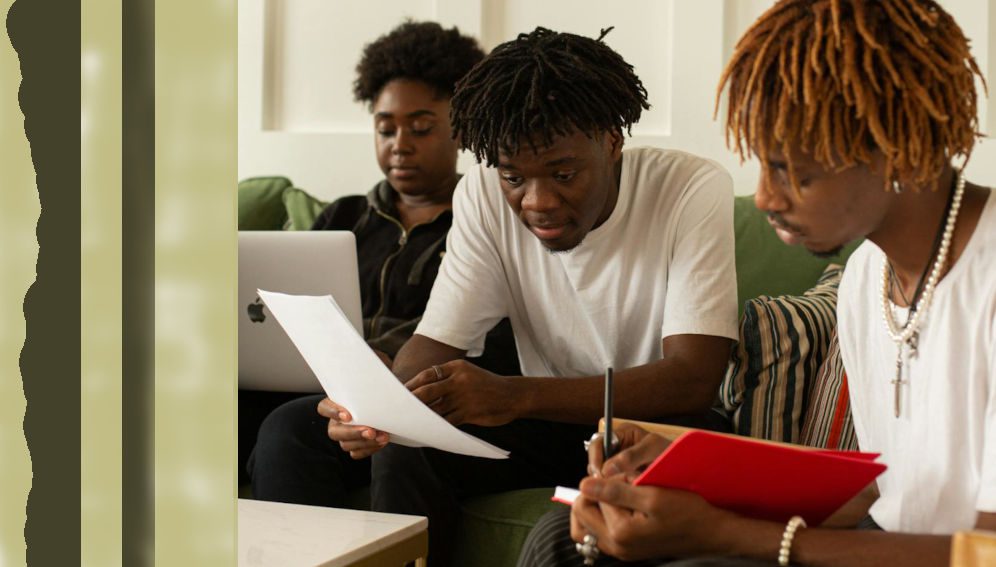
[238,177,857,566]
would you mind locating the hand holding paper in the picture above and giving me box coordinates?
[258,290,509,459]
[316,397,388,459]
[404,359,521,427]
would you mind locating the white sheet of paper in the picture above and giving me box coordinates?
[257,289,509,459]
[552,486,580,505]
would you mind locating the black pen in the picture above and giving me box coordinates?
[603,367,614,459]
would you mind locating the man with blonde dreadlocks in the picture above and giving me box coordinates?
[519,1,995,566]
[323,26,740,565]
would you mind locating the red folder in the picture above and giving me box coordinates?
[631,430,886,526]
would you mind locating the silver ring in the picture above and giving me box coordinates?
[575,533,600,565]
[431,365,443,381]
[582,432,620,452]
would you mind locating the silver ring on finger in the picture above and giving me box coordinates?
[582,432,620,452]
[576,533,600,565]
[432,365,443,381]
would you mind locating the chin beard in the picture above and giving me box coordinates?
[808,244,844,259]
[543,233,589,255]
[545,244,577,255]
[541,228,589,255]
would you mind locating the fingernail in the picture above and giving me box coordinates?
[339,412,349,421]
[604,463,621,477]
[587,464,601,478]
[581,480,602,498]
[362,429,375,439]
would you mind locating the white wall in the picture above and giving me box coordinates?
[239,0,996,201]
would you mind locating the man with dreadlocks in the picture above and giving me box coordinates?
[519,1,995,566]
[324,26,740,565]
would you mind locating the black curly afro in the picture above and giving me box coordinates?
[353,20,485,105]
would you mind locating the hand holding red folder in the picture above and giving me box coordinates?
[559,429,885,527]
[629,430,885,525]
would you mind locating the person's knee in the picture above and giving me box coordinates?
[517,508,573,567]
[531,508,572,537]
[370,443,445,513]
[252,394,327,465]
[370,443,425,484]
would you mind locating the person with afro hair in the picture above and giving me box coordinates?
[329,25,742,566]
[247,20,522,513]
[520,2,994,566]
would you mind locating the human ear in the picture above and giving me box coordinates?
[605,128,625,160]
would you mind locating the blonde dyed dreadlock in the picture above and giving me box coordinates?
[717,0,986,191]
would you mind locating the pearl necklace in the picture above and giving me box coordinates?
[879,170,966,417]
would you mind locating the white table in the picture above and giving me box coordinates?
[238,499,428,567]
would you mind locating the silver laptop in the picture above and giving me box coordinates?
[238,231,363,392]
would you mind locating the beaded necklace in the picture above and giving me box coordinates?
[879,171,965,417]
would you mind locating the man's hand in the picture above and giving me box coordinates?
[570,477,731,562]
[317,397,389,459]
[586,422,673,480]
[405,359,518,426]
[372,349,393,369]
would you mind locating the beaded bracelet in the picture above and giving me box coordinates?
[777,515,807,566]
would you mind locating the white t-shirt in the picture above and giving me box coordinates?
[838,190,996,533]
[416,147,739,378]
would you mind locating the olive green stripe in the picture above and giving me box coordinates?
[122,0,156,564]
[5,0,82,564]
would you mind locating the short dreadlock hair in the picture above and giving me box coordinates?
[717,0,986,191]
[353,21,485,105]
[451,27,650,166]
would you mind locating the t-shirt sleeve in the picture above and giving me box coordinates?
[415,170,509,356]
[976,292,996,513]
[660,165,739,341]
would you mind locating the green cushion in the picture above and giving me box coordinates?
[282,186,329,231]
[733,195,859,315]
[238,176,292,230]
[452,488,562,567]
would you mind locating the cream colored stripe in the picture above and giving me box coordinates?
[0,1,37,563]
[154,0,237,564]
[82,1,123,565]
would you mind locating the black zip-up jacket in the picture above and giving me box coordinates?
[311,179,520,376]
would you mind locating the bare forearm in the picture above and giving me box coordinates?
[793,530,950,567]
[392,334,466,382]
[513,351,728,424]
[732,516,949,567]
[712,514,950,567]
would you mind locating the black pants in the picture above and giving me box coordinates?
[372,419,596,567]
[247,393,371,506]
[239,390,312,487]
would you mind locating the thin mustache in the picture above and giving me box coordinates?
[767,212,800,233]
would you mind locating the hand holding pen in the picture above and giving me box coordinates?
[585,367,674,480]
